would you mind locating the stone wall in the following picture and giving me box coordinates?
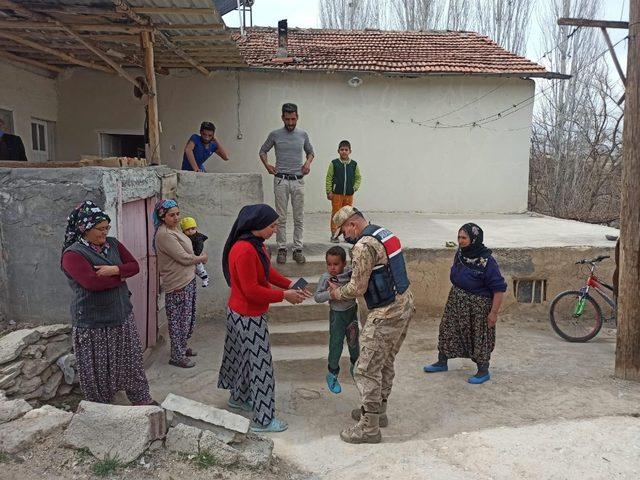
[406,246,616,317]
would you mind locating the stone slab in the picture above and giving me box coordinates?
[0,405,72,453]
[0,398,33,424]
[7,375,42,395]
[170,412,239,444]
[0,329,41,364]
[199,430,240,466]
[41,371,63,401]
[43,339,72,363]
[161,393,250,435]
[21,358,51,379]
[165,423,201,455]
[64,401,166,463]
[33,324,72,338]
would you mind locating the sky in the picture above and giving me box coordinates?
[223,0,630,71]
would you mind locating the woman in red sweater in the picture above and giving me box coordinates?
[218,204,310,433]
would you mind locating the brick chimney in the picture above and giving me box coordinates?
[276,19,288,58]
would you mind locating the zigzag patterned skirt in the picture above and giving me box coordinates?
[217,308,275,426]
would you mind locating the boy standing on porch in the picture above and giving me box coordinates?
[326,140,361,242]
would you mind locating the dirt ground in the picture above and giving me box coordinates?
[3,314,640,479]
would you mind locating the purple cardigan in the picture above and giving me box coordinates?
[450,256,507,298]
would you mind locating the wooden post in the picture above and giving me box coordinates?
[615,0,640,381]
[142,30,161,165]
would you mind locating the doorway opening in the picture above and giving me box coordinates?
[100,133,145,158]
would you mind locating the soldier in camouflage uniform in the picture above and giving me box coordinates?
[329,206,414,444]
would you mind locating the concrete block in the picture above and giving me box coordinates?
[161,393,250,436]
[0,329,41,364]
[199,430,240,466]
[34,324,71,338]
[65,401,166,463]
[0,398,33,424]
[165,423,201,455]
[0,405,72,453]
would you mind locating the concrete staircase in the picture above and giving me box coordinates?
[267,242,350,362]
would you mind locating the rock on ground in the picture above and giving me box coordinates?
[64,401,166,463]
[0,398,33,424]
[33,325,71,338]
[0,405,72,453]
[165,423,202,455]
[0,329,41,364]
[199,430,240,466]
[235,433,274,468]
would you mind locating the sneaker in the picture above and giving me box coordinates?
[326,372,342,394]
[330,235,340,243]
[250,417,288,433]
[277,249,287,264]
[227,397,253,412]
[468,372,491,384]
[169,357,195,368]
[293,250,306,264]
[202,277,209,288]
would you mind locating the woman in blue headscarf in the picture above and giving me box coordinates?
[218,204,310,433]
[154,199,209,368]
[423,223,507,384]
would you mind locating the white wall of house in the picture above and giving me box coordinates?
[57,69,535,213]
[0,62,58,162]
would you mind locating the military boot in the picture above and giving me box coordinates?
[351,400,388,427]
[340,408,381,444]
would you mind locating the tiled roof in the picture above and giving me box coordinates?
[236,27,560,78]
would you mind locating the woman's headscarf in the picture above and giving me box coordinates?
[62,201,111,252]
[152,199,178,251]
[456,223,492,271]
[222,204,279,286]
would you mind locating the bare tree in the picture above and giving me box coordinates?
[319,0,387,29]
[390,0,445,30]
[444,0,474,30]
[529,0,623,222]
[475,0,534,54]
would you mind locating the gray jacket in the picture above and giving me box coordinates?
[314,267,357,311]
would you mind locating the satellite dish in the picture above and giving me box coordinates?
[348,76,363,88]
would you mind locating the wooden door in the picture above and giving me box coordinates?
[121,199,150,348]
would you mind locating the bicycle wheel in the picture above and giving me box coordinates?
[549,290,603,342]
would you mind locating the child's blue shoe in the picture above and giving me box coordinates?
[423,363,448,373]
[250,417,288,433]
[227,397,253,412]
[467,372,491,384]
[326,372,342,394]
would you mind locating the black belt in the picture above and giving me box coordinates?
[275,173,303,180]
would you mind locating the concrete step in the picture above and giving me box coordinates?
[269,320,329,346]
[272,343,348,362]
[269,296,329,324]
[270,256,327,278]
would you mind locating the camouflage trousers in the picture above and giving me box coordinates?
[354,294,414,413]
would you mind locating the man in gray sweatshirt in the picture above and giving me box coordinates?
[259,103,315,264]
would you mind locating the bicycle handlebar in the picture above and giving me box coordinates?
[575,255,611,265]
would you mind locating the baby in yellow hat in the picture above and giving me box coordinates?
[180,216,209,288]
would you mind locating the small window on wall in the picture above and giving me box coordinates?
[513,279,547,303]
[30,118,55,162]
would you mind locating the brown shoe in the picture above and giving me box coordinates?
[169,358,195,368]
[340,408,381,444]
[351,401,388,427]
[292,250,306,264]
[186,348,198,357]
[277,249,287,264]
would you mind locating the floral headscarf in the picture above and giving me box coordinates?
[62,201,111,253]
[456,223,492,271]
[152,199,178,251]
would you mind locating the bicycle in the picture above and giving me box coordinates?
[548,255,616,342]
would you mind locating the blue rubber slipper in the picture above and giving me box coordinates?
[250,418,288,433]
[468,373,491,384]
[326,372,342,394]
[423,363,448,373]
[227,397,253,412]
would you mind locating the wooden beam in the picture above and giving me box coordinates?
[557,17,629,29]
[172,34,234,42]
[0,20,150,33]
[0,31,113,73]
[22,4,125,18]
[601,27,627,85]
[132,7,218,16]
[0,49,63,73]
[156,23,225,31]
[141,30,160,165]
[111,0,214,76]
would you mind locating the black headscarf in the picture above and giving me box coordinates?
[62,201,111,253]
[222,204,280,286]
[456,223,492,271]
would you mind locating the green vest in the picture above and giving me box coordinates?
[331,159,358,195]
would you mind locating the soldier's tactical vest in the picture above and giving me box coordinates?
[359,224,410,309]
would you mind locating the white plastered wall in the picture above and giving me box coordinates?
[0,62,58,162]
[56,69,535,213]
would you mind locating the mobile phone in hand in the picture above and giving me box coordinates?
[291,278,308,290]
